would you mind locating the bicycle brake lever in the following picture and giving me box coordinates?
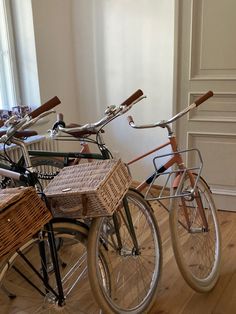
[105,105,116,115]
[4,115,18,127]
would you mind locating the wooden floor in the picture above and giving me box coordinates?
[1,201,236,313]
[150,201,236,314]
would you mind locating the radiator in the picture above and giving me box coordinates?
[0,135,57,163]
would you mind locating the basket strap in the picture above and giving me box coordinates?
[81,194,88,216]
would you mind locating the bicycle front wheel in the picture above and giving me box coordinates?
[169,174,221,292]
[87,189,162,314]
[30,156,64,188]
[0,219,104,313]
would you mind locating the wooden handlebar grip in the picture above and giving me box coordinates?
[0,120,4,128]
[30,96,61,119]
[120,89,143,107]
[194,91,213,107]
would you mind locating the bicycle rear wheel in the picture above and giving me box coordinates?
[0,219,104,313]
[169,174,221,292]
[87,189,162,314]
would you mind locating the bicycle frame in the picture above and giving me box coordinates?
[1,133,141,259]
[28,142,106,166]
[0,167,66,306]
[17,122,208,237]
[30,139,141,254]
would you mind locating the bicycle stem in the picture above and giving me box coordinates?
[11,137,33,169]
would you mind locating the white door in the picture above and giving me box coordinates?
[175,0,236,210]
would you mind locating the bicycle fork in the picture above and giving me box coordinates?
[173,171,209,233]
[113,196,140,256]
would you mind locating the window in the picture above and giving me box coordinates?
[0,0,19,110]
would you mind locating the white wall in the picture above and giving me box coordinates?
[72,0,175,181]
[13,0,175,180]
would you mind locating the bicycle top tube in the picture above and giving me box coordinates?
[28,150,105,160]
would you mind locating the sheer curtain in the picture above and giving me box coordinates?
[0,0,19,110]
[72,0,175,180]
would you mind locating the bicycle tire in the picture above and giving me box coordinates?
[0,157,61,189]
[87,189,162,314]
[30,156,64,188]
[0,218,105,313]
[169,174,221,292]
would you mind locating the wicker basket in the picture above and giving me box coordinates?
[0,187,52,259]
[44,159,132,218]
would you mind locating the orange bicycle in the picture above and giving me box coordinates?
[127,91,221,292]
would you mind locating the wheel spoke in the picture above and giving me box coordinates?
[170,175,221,292]
[88,190,162,313]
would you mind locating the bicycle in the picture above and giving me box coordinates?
[21,90,221,294]
[126,91,221,292]
[0,90,162,314]
[0,152,102,313]
[0,98,110,313]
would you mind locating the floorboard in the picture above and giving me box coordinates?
[150,204,236,314]
[1,200,236,313]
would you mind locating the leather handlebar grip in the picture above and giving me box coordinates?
[0,120,4,128]
[30,96,61,119]
[127,116,134,124]
[120,89,143,107]
[194,91,213,107]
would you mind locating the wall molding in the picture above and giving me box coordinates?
[189,0,236,80]
[187,92,236,122]
[187,132,236,197]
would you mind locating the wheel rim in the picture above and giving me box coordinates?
[0,224,103,313]
[94,192,161,312]
[172,177,220,283]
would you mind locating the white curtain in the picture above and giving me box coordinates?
[0,0,19,110]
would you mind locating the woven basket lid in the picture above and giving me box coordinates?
[0,187,34,213]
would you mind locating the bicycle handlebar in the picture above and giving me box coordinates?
[0,96,60,130]
[29,96,61,119]
[120,89,143,107]
[51,89,144,137]
[128,91,214,130]
[0,90,144,142]
[194,91,213,107]
[0,97,60,143]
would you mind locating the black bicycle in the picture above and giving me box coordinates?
[0,90,162,313]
